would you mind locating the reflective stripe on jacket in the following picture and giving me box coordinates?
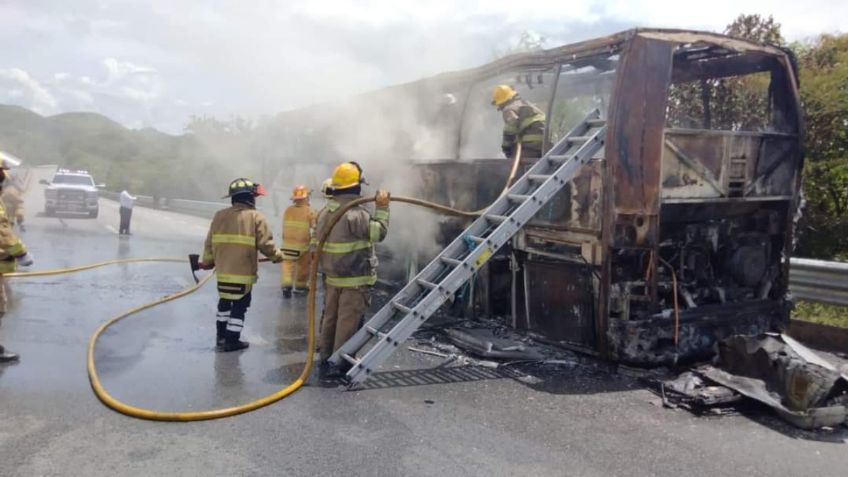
[281,203,316,258]
[315,194,389,288]
[0,200,25,274]
[202,202,281,299]
[500,97,546,153]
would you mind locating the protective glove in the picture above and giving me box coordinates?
[197,261,214,270]
[271,250,285,264]
[16,253,33,267]
[375,190,391,208]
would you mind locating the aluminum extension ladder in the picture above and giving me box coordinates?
[329,110,608,386]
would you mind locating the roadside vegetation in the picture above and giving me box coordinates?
[793,301,848,328]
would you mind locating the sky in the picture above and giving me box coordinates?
[0,0,845,134]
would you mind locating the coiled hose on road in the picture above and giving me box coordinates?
[7,196,480,421]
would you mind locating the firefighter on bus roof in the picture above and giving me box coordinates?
[491,84,546,160]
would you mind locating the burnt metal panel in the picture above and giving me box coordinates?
[607,300,787,365]
[671,53,778,83]
[530,161,603,230]
[606,36,673,247]
[661,130,800,201]
[413,159,511,210]
[748,137,798,197]
[526,259,596,347]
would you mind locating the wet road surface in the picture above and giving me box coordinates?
[1,166,846,476]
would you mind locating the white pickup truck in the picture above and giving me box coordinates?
[41,169,103,218]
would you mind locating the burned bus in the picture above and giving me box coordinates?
[273,29,804,365]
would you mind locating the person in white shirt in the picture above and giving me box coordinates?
[119,190,136,235]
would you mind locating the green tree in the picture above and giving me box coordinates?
[724,14,785,44]
[667,14,783,130]
[795,33,848,259]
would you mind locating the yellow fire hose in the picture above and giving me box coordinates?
[7,196,479,421]
[5,257,187,278]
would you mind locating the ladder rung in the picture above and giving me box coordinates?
[586,118,606,126]
[392,301,413,314]
[486,214,508,224]
[507,194,530,202]
[365,325,386,338]
[341,353,359,366]
[528,174,551,182]
[568,135,592,143]
[441,257,462,267]
[548,154,571,163]
[416,279,438,289]
[467,235,486,244]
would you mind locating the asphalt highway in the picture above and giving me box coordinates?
[1,166,845,476]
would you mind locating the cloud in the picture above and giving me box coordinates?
[0,67,58,114]
[0,57,165,129]
[0,1,846,133]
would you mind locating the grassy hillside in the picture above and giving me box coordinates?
[0,105,229,200]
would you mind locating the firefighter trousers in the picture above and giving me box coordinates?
[217,292,252,339]
[319,284,370,362]
[281,252,312,289]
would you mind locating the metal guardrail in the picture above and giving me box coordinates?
[789,258,848,306]
[101,191,158,208]
[100,191,274,220]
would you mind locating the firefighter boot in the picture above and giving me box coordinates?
[282,287,292,299]
[219,330,249,352]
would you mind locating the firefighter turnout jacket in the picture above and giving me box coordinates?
[316,194,389,288]
[500,97,546,158]
[281,203,316,259]
[0,200,26,274]
[203,202,283,299]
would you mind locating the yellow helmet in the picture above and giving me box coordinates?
[331,162,362,190]
[491,84,517,106]
[291,184,310,201]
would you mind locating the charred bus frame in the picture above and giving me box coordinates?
[277,29,804,365]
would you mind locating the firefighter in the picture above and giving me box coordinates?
[2,182,25,232]
[280,184,317,298]
[199,178,284,352]
[0,160,32,364]
[491,84,546,160]
[316,162,389,378]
